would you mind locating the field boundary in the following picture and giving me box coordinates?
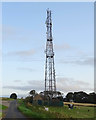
[64,102,96,107]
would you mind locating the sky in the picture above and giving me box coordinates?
[2,2,94,98]
[1,0,95,2]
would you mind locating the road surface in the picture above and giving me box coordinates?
[2,100,28,120]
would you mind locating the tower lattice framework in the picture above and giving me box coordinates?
[45,9,56,95]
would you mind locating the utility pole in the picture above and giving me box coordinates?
[45,9,56,97]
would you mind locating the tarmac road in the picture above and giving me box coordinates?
[2,100,28,120]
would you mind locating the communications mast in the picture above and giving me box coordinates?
[45,9,56,97]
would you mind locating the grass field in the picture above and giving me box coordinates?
[18,99,95,119]
[64,102,96,107]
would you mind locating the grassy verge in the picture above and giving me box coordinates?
[17,99,95,119]
[1,97,14,101]
[0,113,2,118]
[17,99,67,119]
[0,104,8,119]
[0,104,8,110]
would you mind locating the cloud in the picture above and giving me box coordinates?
[3,80,44,92]
[76,50,88,56]
[59,57,94,66]
[7,49,35,57]
[3,78,93,95]
[56,77,93,93]
[3,25,16,37]
[3,25,35,42]
[54,43,71,51]
[14,80,22,82]
[17,67,35,72]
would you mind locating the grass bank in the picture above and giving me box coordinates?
[18,100,61,119]
[17,99,95,119]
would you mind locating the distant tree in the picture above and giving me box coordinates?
[29,90,37,97]
[41,91,63,101]
[66,92,74,102]
[24,96,33,103]
[56,91,62,96]
[10,93,17,99]
[73,91,89,103]
[65,91,96,103]
[88,92,96,104]
[39,92,44,96]
[57,96,63,101]
[63,97,67,102]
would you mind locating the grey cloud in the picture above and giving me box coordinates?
[3,80,44,92]
[27,80,44,85]
[59,57,94,66]
[7,49,35,57]
[54,43,71,51]
[3,85,43,92]
[3,78,93,94]
[17,67,35,72]
[3,25,35,42]
[14,80,22,82]
[3,25,16,37]
[56,77,93,92]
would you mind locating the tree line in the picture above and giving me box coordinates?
[10,90,96,104]
[64,91,96,104]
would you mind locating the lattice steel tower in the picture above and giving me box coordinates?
[45,9,56,95]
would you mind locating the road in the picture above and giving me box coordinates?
[2,100,28,120]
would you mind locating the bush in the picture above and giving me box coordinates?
[24,96,33,104]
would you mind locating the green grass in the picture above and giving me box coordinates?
[49,105,95,118]
[17,99,95,119]
[1,97,14,101]
[0,104,8,110]
[0,112,2,118]
[0,104,8,118]
[18,100,56,119]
